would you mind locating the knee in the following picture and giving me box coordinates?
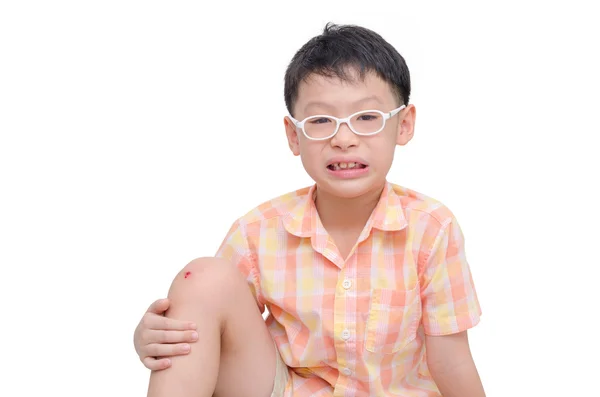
[169,257,243,299]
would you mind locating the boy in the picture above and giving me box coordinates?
[134,23,485,397]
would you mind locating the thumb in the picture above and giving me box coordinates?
[147,298,170,314]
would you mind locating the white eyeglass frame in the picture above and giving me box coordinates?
[288,104,406,141]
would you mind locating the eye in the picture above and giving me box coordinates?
[309,117,332,124]
[357,113,380,121]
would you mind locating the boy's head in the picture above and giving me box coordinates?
[283,23,416,200]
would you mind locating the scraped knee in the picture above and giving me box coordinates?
[171,257,244,300]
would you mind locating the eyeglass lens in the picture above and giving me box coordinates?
[303,111,384,138]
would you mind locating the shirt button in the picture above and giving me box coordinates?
[341,329,350,340]
[341,368,352,376]
[342,279,352,289]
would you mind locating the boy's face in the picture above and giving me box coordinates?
[284,69,416,200]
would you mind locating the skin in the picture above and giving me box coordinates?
[146,258,277,397]
[426,331,486,397]
[136,68,485,396]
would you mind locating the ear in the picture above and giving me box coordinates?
[284,116,301,156]
[396,104,416,146]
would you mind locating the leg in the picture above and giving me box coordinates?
[147,257,277,397]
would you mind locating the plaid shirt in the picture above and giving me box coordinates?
[216,181,481,396]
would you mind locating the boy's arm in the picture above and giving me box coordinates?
[426,331,485,397]
[418,214,484,395]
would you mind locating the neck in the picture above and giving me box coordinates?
[314,182,385,232]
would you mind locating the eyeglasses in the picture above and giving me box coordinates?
[289,105,406,141]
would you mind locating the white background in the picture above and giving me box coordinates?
[1,1,599,396]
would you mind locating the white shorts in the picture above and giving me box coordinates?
[271,343,289,397]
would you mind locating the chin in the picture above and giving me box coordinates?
[316,178,383,200]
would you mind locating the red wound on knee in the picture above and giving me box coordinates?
[184,271,191,279]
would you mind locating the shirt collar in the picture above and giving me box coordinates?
[282,181,407,238]
[370,181,408,232]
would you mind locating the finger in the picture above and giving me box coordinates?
[143,314,196,331]
[142,356,172,371]
[145,343,192,358]
[147,298,170,315]
[147,329,199,344]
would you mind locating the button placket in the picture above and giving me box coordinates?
[335,257,357,385]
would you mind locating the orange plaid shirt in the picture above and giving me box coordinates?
[216,181,481,396]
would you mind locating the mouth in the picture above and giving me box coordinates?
[326,161,368,171]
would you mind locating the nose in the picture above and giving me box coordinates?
[330,121,358,150]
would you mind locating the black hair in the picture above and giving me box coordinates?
[284,22,411,116]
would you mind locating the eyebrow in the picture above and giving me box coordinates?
[303,95,384,113]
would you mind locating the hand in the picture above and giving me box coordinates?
[134,298,198,370]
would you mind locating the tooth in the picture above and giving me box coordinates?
[348,162,356,169]
[339,163,348,169]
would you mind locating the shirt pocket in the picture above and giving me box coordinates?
[364,286,421,354]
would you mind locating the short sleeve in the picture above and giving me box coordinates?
[419,217,481,335]
[215,220,265,313]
